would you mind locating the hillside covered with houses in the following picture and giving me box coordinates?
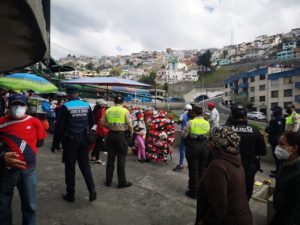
[58,28,300,85]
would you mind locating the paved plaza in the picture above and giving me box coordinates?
[11,135,273,225]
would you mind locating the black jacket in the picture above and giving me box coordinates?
[273,159,300,225]
[227,121,267,171]
[53,99,93,147]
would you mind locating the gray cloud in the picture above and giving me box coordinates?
[51,0,300,58]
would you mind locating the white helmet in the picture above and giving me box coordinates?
[184,104,192,110]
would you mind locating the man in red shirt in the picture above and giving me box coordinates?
[0,94,46,225]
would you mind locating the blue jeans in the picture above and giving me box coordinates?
[0,168,37,225]
[179,138,185,166]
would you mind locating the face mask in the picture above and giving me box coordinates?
[11,106,27,119]
[275,145,290,160]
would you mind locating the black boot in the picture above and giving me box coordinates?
[118,181,132,188]
[89,191,97,201]
[62,193,75,202]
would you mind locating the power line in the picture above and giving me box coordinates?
[51,42,82,55]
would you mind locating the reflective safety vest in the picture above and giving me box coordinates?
[105,105,128,125]
[286,111,300,125]
[190,117,210,135]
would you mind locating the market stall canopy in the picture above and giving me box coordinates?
[43,57,75,73]
[63,77,151,88]
[0,73,58,93]
[0,0,50,73]
[71,84,150,95]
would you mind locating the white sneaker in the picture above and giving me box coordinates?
[95,160,106,165]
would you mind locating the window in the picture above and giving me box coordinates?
[225,84,228,88]
[271,79,279,87]
[259,74,266,80]
[259,85,266,91]
[284,89,293,97]
[271,91,278,98]
[230,83,233,87]
[259,96,265,102]
[250,97,255,102]
[225,92,228,97]
[271,102,278,110]
[250,77,255,82]
[250,87,255,92]
[284,102,292,108]
[243,78,247,83]
[284,77,293,84]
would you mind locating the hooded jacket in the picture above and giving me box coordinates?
[195,150,252,225]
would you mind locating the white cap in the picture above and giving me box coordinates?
[96,99,107,105]
[184,104,192,110]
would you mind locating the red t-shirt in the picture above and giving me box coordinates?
[0,115,47,168]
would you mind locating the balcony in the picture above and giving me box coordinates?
[295,82,300,89]
[239,82,249,89]
[295,95,300,102]
[238,92,248,97]
[230,85,238,91]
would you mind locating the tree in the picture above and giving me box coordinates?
[163,82,168,92]
[57,73,66,80]
[85,62,94,71]
[126,59,133,65]
[197,50,212,68]
[109,67,122,76]
[138,71,156,85]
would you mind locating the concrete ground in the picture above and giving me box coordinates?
[10,134,275,225]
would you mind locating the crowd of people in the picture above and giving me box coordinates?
[0,86,300,225]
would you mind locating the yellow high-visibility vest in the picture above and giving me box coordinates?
[190,117,210,135]
[106,105,128,125]
[286,111,300,125]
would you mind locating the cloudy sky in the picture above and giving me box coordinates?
[51,0,300,59]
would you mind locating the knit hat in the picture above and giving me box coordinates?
[209,126,240,153]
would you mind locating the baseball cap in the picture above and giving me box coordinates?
[9,94,28,105]
[231,104,247,118]
[65,86,79,94]
[114,94,123,102]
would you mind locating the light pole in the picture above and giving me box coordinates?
[154,79,157,109]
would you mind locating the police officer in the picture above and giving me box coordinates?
[52,86,96,202]
[182,105,210,199]
[265,106,285,177]
[285,104,300,132]
[227,105,266,200]
[101,94,133,188]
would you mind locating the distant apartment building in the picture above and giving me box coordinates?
[277,41,298,60]
[291,28,300,37]
[224,66,300,119]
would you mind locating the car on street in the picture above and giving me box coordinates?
[247,111,266,121]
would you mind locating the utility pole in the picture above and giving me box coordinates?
[154,79,157,109]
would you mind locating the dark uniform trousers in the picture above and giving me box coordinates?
[106,132,128,185]
[62,136,95,195]
[243,161,256,201]
[185,139,209,195]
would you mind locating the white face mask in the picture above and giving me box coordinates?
[11,106,27,119]
[275,145,290,160]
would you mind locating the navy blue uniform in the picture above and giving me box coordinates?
[266,116,285,172]
[53,99,95,197]
[229,121,267,200]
